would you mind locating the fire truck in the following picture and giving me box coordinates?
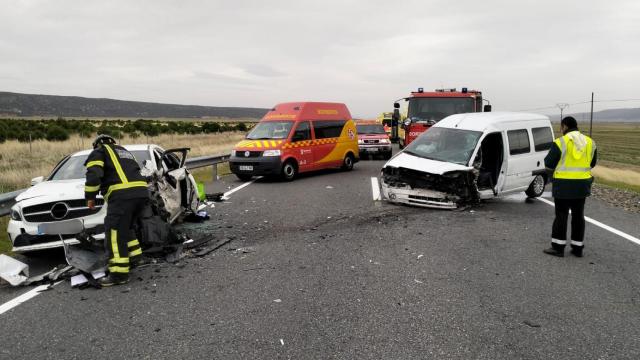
[394,87,491,148]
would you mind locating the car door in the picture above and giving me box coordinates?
[503,128,535,192]
[290,121,314,172]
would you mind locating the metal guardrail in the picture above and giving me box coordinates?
[0,153,231,217]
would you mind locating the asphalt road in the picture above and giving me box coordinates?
[1,150,639,359]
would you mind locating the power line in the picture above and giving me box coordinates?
[516,98,640,112]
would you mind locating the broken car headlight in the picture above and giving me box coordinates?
[10,207,21,221]
[262,150,281,157]
[442,171,461,178]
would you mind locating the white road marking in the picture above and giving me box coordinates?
[371,177,381,201]
[537,197,640,246]
[223,177,260,199]
[1,178,261,316]
[0,282,60,316]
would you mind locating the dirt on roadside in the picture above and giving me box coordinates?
[591,184,640,214]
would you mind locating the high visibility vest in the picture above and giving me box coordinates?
[553,131,595,180]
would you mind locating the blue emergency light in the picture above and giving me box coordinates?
[417,88,424,93]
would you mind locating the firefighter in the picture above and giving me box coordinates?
[84,134,149,286]
[543,117,597,257]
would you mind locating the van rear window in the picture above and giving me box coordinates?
[532,127,553,152]
[314,120,346,139]
[507,129,531,155]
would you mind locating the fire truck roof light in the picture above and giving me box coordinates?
[462,87,468,93]
[417,88,423,93]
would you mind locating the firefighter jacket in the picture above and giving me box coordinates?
[544,130,597,199]
[84,144,148,202]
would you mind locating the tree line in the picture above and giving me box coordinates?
[0,118,250,143]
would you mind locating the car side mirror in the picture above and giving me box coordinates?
[31,176,44,186]
[393,102,400,109]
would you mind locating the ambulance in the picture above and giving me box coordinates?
[229,102,359,181]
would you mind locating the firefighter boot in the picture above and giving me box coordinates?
[543,247,564,257]
[99,273,129,287]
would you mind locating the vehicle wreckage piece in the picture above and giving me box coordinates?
[381,166,479,209]
[0,254,29,286]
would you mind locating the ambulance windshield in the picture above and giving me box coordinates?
[246,121,294,140]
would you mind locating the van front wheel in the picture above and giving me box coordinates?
[525,175,545,198]
[281,160,297,181]
[342,153,355,171]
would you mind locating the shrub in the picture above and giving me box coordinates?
[236,122,248,132]
[45,125,70,141]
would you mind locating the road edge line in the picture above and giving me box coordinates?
[537,197,640,246]
[0,283,59,316]
[371,177,381,201]
[223,177,260,199]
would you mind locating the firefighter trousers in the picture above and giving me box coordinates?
[551,197,586,251]
[104,197,147,275]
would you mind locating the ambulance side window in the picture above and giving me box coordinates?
[292,121,311,142]
[314,120,346,139]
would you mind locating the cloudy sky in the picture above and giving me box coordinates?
[1,0,639,117]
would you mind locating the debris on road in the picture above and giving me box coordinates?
[417,254,424,259]
[70,271,106,288]
[0,254,29,286]
[273,299,282,303]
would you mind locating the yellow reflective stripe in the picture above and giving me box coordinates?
[104,181,148,200]
[127,239,140,247]
[85,184,100,192]
[129,248,142,257]
[108,266,129,273]
[86,160,104,168]
[110,229,121,260]
[109,258,130,265]
[104,145,128,184]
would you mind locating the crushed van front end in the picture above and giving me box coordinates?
[380,166,479,209]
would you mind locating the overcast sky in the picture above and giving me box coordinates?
[1,0,639,118]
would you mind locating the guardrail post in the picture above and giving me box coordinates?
[212,163,218,181]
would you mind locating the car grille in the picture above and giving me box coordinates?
[22,199,104,223]
[363,139,380,144]
[238,151,263,158]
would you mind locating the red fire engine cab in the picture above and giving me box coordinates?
[394,87,491,148]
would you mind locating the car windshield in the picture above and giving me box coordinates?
[407,97,474,123]
[246,121,293,140]
[48,150,150,180]
[403,127,482,166]
[357,124,386,135]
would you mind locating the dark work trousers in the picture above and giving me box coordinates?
[551,197,586,251]
[104,197,147,275]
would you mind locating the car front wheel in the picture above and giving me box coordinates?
[525,174,546,198]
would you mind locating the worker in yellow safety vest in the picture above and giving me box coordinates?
[543,117,597,257]
[85,134,149,286]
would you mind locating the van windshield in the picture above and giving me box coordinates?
[246,121,293,140]
[403,127,482,166]
[356,124,386,135]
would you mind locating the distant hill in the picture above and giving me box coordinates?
[547,107,640,122]
[0,91,269,119]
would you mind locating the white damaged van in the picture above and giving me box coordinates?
[380,112,554,209]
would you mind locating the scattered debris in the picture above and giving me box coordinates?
[194,238,233,257]
[417,254,424,259]
[70,271,106,288]
[414,278,423,284]
[522,320,541,328]
[205,192,226,202]
[273,299,282,303]
[280,339,284,346]
[0,254,29,286]
[326,185,334,189]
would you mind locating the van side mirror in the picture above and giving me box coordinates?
[31,176,44,186]
[393,102,400,109]
[484,104,492,112]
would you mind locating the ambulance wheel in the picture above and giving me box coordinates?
[525,175,546,198]
[236,174,253,181]
[281,160,297,181]
[342,153,355,171]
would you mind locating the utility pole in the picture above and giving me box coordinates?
[589,92,594,137]
[556,103,569,122]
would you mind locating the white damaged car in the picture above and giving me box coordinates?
[7,144,201,253]
[380,112,553,209]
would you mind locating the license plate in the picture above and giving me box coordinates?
[239,165,253,171]
[365,148,378,152]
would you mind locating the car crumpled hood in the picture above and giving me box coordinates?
[384,152,473,175]
[16,179,86,202]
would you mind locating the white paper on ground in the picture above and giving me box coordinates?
[0,254,29,286]
[70,270,106,287]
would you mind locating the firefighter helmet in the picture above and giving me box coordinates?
[92,134,117,149]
